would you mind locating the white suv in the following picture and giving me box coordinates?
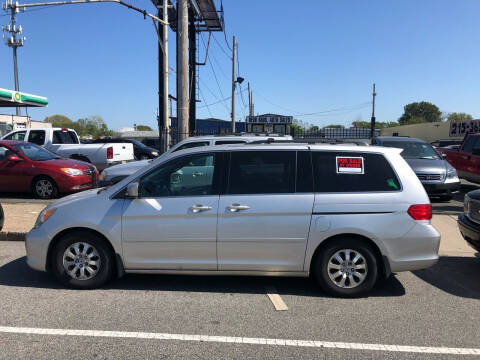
[26,143,440,297]
[98,134,293,186]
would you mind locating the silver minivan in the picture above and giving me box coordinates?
[26,144,440,297]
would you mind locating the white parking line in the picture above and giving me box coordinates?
[0,326,479,355]
[266,287,288,311]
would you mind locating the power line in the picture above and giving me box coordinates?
[211,33,232,59]
[198,87,247,109]
[198,87,213,118]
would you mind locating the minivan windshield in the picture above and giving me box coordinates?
[13,143,60,161]
[381,141,441,160]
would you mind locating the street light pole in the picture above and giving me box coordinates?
[231,35,236,133]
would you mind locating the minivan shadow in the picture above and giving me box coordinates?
[412,256,480,299]
[0,256,405,298]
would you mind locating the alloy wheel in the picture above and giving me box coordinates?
[62,242,101,281]
[327,249,368,289]
[35,179,54,198]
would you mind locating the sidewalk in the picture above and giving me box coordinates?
[0,203,46,241]
[0,203,477,257]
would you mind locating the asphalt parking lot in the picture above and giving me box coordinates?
[0,241,479,359]
[0,182,479,359]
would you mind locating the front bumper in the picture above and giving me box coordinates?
[25,226,49,272]
[457,213,480,252]
[422,181,460,196]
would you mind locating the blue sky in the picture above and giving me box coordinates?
[1,0,480,130]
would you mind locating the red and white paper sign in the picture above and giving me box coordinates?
[336,156,364,174]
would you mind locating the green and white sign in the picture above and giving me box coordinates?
[0,88,48,107]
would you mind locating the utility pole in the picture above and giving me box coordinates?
[2,1,25,116]
[177,0,189,141]
[231,35,236,133]
[188,7,196,135]
[370,83,376,143]
[157,0,169,152]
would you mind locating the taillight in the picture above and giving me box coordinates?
[407,204,432,221]
[107,146,113,160]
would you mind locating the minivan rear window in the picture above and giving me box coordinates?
[312,152,400,192]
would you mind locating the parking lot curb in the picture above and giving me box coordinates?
[0,232,26,241]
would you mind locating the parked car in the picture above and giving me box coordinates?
[438,133,480,184]
[457,190,480,252]
[373,136,460,200]
[98,134,294,187]
[26,143,440,297]
[92,138,159,160]
[2,128,134,171]
[431,139,462,148]
[0,140,98,199]
[142,137,160,150]
[0,203,3,232]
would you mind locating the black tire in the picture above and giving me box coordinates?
[51,230,114,289]
[314,238,378,298]
[32,176,58,199]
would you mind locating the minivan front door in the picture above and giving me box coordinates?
[121,152,219,270]
[217,151,314,272]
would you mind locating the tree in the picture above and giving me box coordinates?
[352,120,399,129]
[136,125,153,131]
[446,112,473,123]
[323,124,344,129]
[398,102,442,125]
[44,114,72,124]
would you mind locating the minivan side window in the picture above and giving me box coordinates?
[227,151,296,194]
[312,151,400,192]
[173,141,210,152]
[138,153,216,197]
[28,130,46,146]
[4,131,26,141]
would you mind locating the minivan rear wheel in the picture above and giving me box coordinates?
[315,238,378,297]
[51,231,113,289]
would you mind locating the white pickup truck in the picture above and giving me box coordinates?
[2,128,134,170]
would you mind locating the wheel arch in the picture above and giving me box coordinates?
[46,227,124,278]
[308,233,389,279]
[69,154,91,163]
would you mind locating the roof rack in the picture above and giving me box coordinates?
[212,132,288,137]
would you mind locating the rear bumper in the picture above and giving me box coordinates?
[457,213,480,252]
[422,181,460,196]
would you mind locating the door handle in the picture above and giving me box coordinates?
[190,204,212,213]
[192,171,203,177]
[227,203,250,212]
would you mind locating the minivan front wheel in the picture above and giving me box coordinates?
[51,231,113,289]
[315,238,378,297]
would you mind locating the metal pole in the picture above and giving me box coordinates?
[162,0,169,151]
[177,0,189,141]
[10,8,20,116]
[231,35,236,133]
[370,83,376,143]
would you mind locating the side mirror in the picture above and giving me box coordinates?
[126,182,139,198]
[7,155,22,162]
[441,153,447,159]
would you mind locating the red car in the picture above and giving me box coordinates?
[0,140,98,199]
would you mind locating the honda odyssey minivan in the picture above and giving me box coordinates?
[25,144,440,297]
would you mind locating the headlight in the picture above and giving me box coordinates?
[99,170,107,181]
[61,168,84,176]
[34,208,56,228]
[151,151,159,157]
[445,168,459,183]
